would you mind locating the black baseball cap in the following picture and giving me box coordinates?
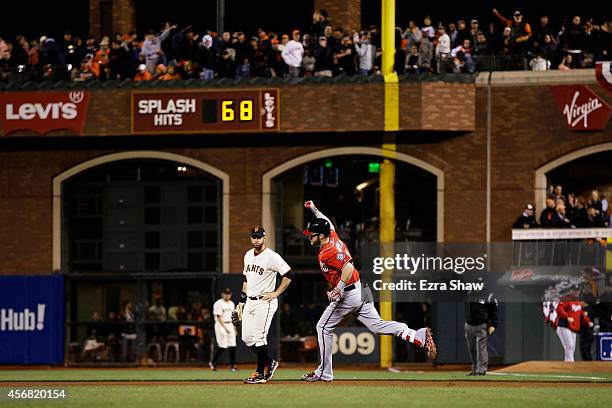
[250,225,266,238]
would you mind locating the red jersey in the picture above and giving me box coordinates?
[556,301,591,333]
[317,230,360,287]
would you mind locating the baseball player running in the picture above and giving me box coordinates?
[209,288,237,371]
[232,226,293,384]
[301,200,437,382]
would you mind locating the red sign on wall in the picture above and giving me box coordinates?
[551,85,611,131]
[0,91,90,135]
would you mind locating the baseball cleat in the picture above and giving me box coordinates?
[244,372,267,384]
[301,371,332,382]
[208,361,216,371]
[424,328,437,360]
[413,328,437,360]
[231,366,238,372]
[264,359,279,381]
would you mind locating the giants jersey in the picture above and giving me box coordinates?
[317,230,360,287]
[213,299,235,323]
[243,247,291,297]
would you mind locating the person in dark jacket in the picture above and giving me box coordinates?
[513,203,537,229]
[539,198,557,227]
[465,291,498,375]
[313,36,334,77]
[108,40,133,80]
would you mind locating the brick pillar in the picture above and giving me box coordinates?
[112,0,136,35]
[315,0,362,33]
[89,0,101,38]
[89,0,135,38]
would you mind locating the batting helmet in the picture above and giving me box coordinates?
[303,218,331,237]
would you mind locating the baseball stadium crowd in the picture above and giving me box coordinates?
[72,294,329,364]
[1,9,611,83]
[513,187,611,229]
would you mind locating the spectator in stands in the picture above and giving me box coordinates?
[0,36,11,61]
[473,32,491,56]
[540,198,556,227]
[141,24,175,74]
[551,185,565,203]
[84,35,98,57]
[418,30,433,72]
[108,39,132,80]
[454,20,469,48]
[148,294,167,321]
[280,303,299,337]
[422,16,435,40]
[71,59,96,82]
[405,44,419,74]
[451,39,475,73]
[492,8,532,55]
[160,64,181,80]
[215,49,235,78]
[197,35,215,80]
[560,16,586,67]
[469,19,480,44]
[310,9,329,41]
[587,190,603,214]
[120,300,136,362]
[404,21,422,48]
[134,63,152,80]
[552,202,572,228]
[335,35,356,76]
[558,53,574,70]
[355,31,375,76]
[513,203,537,229]
[282,30,304,77]
[313,36,334,77]
[533,15,555,52]
[302,48,316,77]
[435,25,451,72]
[448,22,458,48]
[577,207,606,228]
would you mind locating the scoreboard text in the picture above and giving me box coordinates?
[131,89,279,134]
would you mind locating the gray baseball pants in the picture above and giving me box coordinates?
[313,281,413,381]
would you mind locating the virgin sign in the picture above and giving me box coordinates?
[551,85,610,131]
[0,91,90,135]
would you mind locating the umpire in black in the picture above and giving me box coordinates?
[465,292,499,376]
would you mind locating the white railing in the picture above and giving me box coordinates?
[512,228,612,241]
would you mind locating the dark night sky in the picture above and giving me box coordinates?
[1,0,609,41]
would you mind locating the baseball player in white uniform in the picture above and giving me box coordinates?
[209,288,237,371]
[232,225,293,384]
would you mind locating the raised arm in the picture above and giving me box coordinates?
[304,200,335,231]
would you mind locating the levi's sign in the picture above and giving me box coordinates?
[131,89,279,134]
[0,91,90,135]
[551,85,611,131]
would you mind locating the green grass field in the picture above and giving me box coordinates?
[0,368,610,407]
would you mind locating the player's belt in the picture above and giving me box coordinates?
[249,295,265,300]
[344,284,356,292]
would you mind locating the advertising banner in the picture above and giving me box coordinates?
[0,275,64,364]
[0,91,90,135]
[551,85,611,131]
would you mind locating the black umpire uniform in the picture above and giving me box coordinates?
[465,292,499,375]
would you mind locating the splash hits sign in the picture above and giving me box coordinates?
[551,85,611,131]
[0,91,90,135]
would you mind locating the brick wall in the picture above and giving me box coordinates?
[315,0,361,33]
[0,82,610,275]
[89,0,135,39]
